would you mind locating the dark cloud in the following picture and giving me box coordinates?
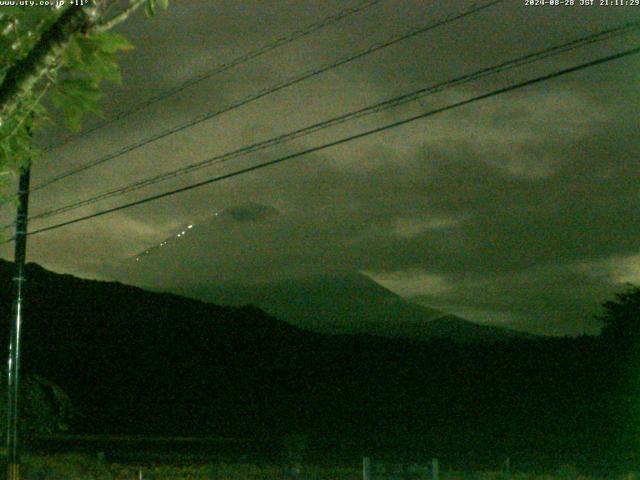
[1,0,639,335]
[223,203,279,223]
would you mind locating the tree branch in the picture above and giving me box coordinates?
[0,6,93,126]
[94,0,147,33]
[4,82,51,141]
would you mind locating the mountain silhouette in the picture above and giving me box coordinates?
[193,272,532,342]
[0,260,623,468]
[104,207,533,342]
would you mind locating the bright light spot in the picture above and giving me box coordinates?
[188,225,193,229]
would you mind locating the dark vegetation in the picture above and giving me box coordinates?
[0,370,74,437]
[0,260,638,470]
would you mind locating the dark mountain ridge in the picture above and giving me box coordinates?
[0,260,629,467]
[190,272,533,342]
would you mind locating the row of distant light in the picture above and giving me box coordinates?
[133,212,223,262]
[134,224,194,262]
[177,224,194,237]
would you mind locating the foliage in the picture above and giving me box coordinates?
[52,30,133,131]
[595,284,640,445]
[0,6,62,200]
[555,464,580,480]
[0,371,74,437]
[0,1,169,200]
[283,433,308,462]
[597,284,640,345]
[108,462,355,480]
[145,0,170,17]
[104,463,633,480]
[22,453,111,480]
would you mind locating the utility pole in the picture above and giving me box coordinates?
[5,163,31,480]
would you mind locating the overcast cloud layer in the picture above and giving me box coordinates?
[1,0,639,335]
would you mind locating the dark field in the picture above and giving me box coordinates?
[23,435,640,480]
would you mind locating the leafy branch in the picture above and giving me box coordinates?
[0,0,168,199]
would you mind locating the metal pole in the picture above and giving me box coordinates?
[5,163,31,480]
[363,457,371,480]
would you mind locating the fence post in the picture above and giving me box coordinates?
[431,458,439,480]
[363,457,371,480]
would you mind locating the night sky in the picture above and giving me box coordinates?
[1,0,639,336]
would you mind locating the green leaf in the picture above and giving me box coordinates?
[157,0,169,10]
[145,0,157,17]
[52,77,104,131]
[63,37,83,65]
[0,140,11,164]
[0,2,140,193]
[87,32,133,54]
[92,53,122,83]
[76,50,121,84]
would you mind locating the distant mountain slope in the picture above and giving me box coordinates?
[101,207,531,343]
[0,260,318,435]
[195,272,532,343]
[0,260,621,464]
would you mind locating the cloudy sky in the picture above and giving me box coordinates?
[1,0,639,336]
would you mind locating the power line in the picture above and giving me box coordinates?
[44,0,385,152]
[22,19,640,225]
[30,0,505,193]
[5,45,637,243]
[26,20,639,223]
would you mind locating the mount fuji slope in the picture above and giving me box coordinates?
[196,272,533,343]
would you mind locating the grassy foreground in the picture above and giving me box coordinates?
[17,454,638,480]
